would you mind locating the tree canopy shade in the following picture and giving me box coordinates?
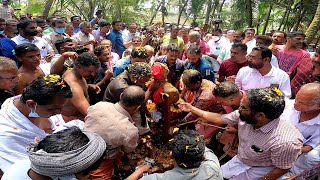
[13,0,320,40]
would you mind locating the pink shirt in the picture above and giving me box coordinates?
[222,110,303,169]
[275,47,310,72]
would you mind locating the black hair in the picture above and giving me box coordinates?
[246,87,285,120]
[170,24,179,31]
[74,52,101,67]
[52,18,64,27]
[14,43,39,57]
[172,130,205,169]
[34,18,45,25]
[17,19,36,30]
[212,28,222,34]
[167,44,179,53]
[70,16,81,22]
[21,75,72,105]
[252,46,272,60]
[111,20,122,26]
[183,69,202,84]
[186,44,201,55]
[120,85,145,107]
[231,43,247,52]
[272,30,287,38]
[0,18,5,22]
[127,62,151,79]
[256,35,272,46]
[54,38,73,52]
[287,31,306,38]
[213,81,240,98]
[131,47,148,59]
[36,127,89,152]
[99,20,111,27]
[94,45,108,56]
[35,127,105,176]
[244,27,255,33]
[46,16,56,23]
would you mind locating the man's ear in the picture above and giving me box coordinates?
[120,92,123,101]
[26,100,37,109]
[255,112,266,120]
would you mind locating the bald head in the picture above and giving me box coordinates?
[299,83,320,105]
[120,85,146,108]
[189,31,201,44]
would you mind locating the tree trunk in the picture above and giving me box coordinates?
[245,0,253,27]
[218,0,226,13]
[177,0,189,26]
[305,0,320,43]
[293,7,307,31]
[278,8,288,30]
[211,0,219,18]
[262,4,273,35]
[42,0,54,19]
[149,3,161,25]
[205,0,213,24]
[161,0,165,26]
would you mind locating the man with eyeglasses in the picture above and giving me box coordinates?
[235,46,291,98]
[0,57,18,106]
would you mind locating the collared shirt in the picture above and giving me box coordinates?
[141,147,223,180]
[84,102,139,159]
[92,29,107,43]
[222,110,303,169]
[112,56,131,77]
[281,100,320,148]
[235,66,292,98]
[245,38,256,55]
[103,71,132,103]
[184,58,214,81]
[0,4,14,20]
[43,31,70,53]
[289,58,315,98]
[73,26,80,33]
[42,27,54,36]
[153,55,184,86]
[106,29,126,58]
[207,36,231,57]
[122,30,138,44]
[11,35,54,60]
[71,31,95,46]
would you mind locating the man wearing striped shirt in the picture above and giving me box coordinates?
[180,87,303,180]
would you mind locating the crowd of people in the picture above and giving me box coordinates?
[0,3,319,180]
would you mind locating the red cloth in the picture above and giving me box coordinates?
[152,63,166,80]
[290,58,315,97]
[218,58,248,81]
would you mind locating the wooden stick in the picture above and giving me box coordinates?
[200,122,226,130]
[175,119,198,127]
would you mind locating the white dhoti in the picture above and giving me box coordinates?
[221,155,274,180]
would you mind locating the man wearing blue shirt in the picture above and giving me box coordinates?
[113,47,148,77]
[106,20,126,58]
[184,44,215,81]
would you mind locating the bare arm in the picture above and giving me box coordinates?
[68,82,90,116]
[262,168,289,180]
[50,52,77,75]
[179,102,225,125]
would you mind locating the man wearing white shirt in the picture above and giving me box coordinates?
[71,21,95,52]
[243,28,256,55]
[207,28,231,61]
[235,46,291,98]
[122,23,138,44]
[281,83,320,178]
[12,19,54,62]
[217,31,245,63]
